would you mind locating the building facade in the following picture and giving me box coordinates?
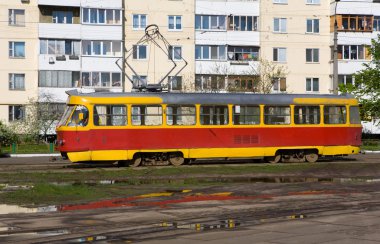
[195,0,260,92]
[0,0,39,123]
[124,0,195,92]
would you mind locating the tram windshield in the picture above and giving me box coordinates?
[57,105,89,127]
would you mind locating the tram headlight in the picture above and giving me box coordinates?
[58,139,65,146]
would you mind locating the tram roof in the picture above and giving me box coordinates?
[66,90,357,105]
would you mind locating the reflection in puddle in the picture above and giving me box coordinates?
[0,204,57,215]
[0,229,69,238]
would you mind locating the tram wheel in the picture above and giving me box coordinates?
[305,153,319,163]
[130,155,142,167]
[168,153,185,166]
[265,155,282,164]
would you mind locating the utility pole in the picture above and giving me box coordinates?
[122,0,126,92]
[333,0,340,94]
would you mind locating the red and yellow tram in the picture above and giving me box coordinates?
[56,90,362,166]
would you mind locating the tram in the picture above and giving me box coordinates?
[56,90,362,166]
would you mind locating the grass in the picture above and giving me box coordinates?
[1,143,58,154]
[361,139,380,151]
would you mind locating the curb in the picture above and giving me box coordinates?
[363,150,380,154]
[9,154,61,158]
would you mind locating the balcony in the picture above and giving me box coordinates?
[39,23,81,39]
[38,0,80,7]
[333,15,373,32]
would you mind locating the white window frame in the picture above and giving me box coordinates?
[133,45,147,60]
[82,8,121,25]
[132,14,147,30]
[82,40,122,57]
[9,41,25,58]
[169,46,182,61]
[339,45,367,60]
[338,75,355,86]
[306,78,319,92]
[274,18,287,33]
[9,73,25,90]
[168,15,182,31]
[8,9,25,26]
[9,105,25,122]
[306,0,320,4]
[273,0,288,4]
[306,48,319,63]
[195,45,226,60]
[52,11,73,24]
[81,72,121,87]
[273,47,286,62]
[306,19,319,33]
[168,76,182,91]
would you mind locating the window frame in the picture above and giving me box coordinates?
[273,18,287,33]
[132,14,147,30]
[9,73,25,91]
[264,106,291,125]
[306,48,319,63]
[306,77,319,92]
[323,105,347,124]
[168,15,182,31]
[131,105,163,126]
[9,105,25,122]
[294,105,321,124]
[133,45,147,60]
[93,104,127,126]
[166,105,196,126]
[9,41,25,58]
[233,105,260,125]
[8,9,25,26]
[273,47,286,62]
[200,105,229,125]
[306,19,319,34]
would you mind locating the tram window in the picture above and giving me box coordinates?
[57,105,75,127]
[350,106,361,124]
[93,105,126,126]
[294,106,320,124]
[67,105,89,127]
[200,105,228,125]
[132,105,162,126]
[233,105,260,125]
[264,106,290,125]
[166,105,196,126]
[324,106,347,124]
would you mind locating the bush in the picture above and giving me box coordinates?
[0,122,18,147]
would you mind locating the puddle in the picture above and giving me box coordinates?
[0,229,69,238]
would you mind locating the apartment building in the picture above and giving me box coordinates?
[332,0,380,87]
[195,0,260,92]
[38,0,123,108]
[260,0,331,94]
[124,0,195,92]
[0,0,39,123]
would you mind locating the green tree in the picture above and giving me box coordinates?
[0,121,18,147]
[340,35,380,122]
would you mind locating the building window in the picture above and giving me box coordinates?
[338,75,354,86]
[195,75,226,91]
[9,74,25,90]
[133,45,147,59]
[52,11,73,24]
[272,77,286,92]
[273,0,288,3]
[39,71,80,88]
[169,46,182,60]
[8,9,25,26]
[9,105,25,122]
[228,15,258,31]
[306,0,320,4]
[132,75,147,88]
[9,42,25,58]
[306,19,319,33]
[195,45,226,60]
[81,72,121,87]
[168,15,182,30]
[306,48,319,62]
[306,78,319,92]
[227,46,259,61]
[228,77,259,92]
[195,15,226,30]
[374,16,380,31]
[274,18,287,33]
[82,8,121,25]
[82,40,122,56]
[338,45,369,60]
[339,15,373,32]
[40,39,80,56]
[133,14,147,30]
[273,48,286,62]
[168,76,182,91]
